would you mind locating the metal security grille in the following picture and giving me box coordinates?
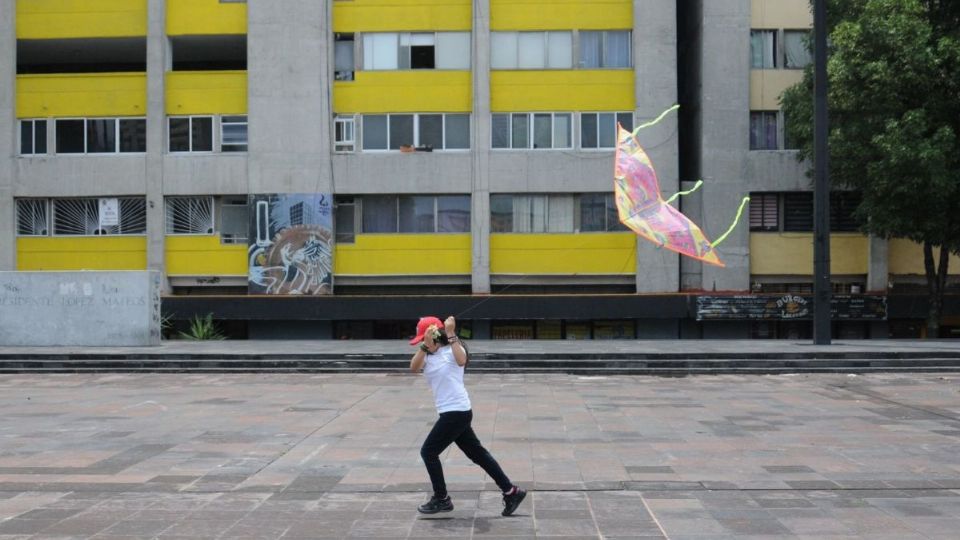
[749,193,779,231]
[165,197,214,234]
[16,199,49,236]
[53,198,147,236]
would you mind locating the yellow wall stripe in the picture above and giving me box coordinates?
[17,0,147,39]
[491,70,634,112]
[750,69,804,110]
[490,233,636,274]
[335,234,471,275]
[17,73,147,118]
[165,236,247,275]
[167,0,247,36]
[334,0,471,32]
[166,71,247,115]
[17,237,147,271]
[888,239,960,275]
[491,0,631,30]
[750,233,868,275]
[335,71,471,113]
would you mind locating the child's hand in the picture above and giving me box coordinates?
[444,316,456,336]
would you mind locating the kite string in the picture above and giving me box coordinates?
[631,104,680,135]
[663,179,703,205]
[712,196,751,248]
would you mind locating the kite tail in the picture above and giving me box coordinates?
[664,179,703,205]
[631,104,680,135]
[712,196,751,248]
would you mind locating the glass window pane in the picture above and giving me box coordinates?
[546,31,572,68]
[191,117,213,151]
[533,114,552,149]
[418,114,443,149]
[490,195,513,232]
[34,121,47,153]
[20,121,32,154]
[492,114,509,148]
[784,30,811,68]
[364,33,398,70]
[389,114,414,149]
[436,32,471,69]
[603,31,631,67]
[491,32,518,69]
[86,119,116,153]
[399,196,435,232]
[56,119,85,154]
[580,193,605,231]
[335,201,355,243]
[444,114,470,149]
[511,114,529,149]
[750,30,776,68]
[581,113,598,148]
[437,196,470,232]
[168,118,190,152]
[616,112,633,132]
[335,39,354,71]
[119,119,146,152]
[553,114,571,148]
[362,196,398,233]
[547,194,574,232]
[598,113,616,148]
[579,31,602,68]
[362,115,388,150]
[518,32,545,69]
[606,194,627,231]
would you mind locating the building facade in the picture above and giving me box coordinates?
[2,0,957,339]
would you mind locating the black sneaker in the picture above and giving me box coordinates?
[501,487,526,516]
[418,494,454,514]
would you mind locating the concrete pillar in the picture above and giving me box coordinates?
[146,0,168,289]
[247,0,332,195]
[471,0,491,294]
[867,235,888,293]
[0,1,15,271]
[634,0,680,292]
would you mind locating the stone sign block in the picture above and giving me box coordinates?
[0,271,162,346]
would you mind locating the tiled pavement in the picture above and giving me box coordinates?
[0,372,958,538]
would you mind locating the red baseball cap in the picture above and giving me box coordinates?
[410,316,443,345]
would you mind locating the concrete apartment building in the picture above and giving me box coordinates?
[1,0,957,340]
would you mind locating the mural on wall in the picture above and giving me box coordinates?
[248,194,334,295]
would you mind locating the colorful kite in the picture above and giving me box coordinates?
[614,106,749,267]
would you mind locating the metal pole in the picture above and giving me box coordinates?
[813,0,832,344]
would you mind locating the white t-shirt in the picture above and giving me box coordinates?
[422,345,471,413]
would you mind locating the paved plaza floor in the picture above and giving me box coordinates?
[0,371,958,539]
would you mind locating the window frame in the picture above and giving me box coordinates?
[491,31,574,70]
[335,115,356,153]
[749,110,781,151]
[53,117,146,155]
[350,195,471,237]
[750,29,778,69]
[491,112,573,151]
[165,196,216,236]
[578,30,633,69]
[360,113,471,152]
[362,31,471,71]
[50,197,147,237]
[783,29,812,69]
[168,115,215,154]
[18,119,48,156]
[219,115,248,153]
[580,111,634,150]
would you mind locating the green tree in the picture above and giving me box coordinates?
[782,0,960,337]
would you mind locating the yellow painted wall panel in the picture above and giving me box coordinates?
[335,234,471,275]
[750,233,868,275]
[334,0,471,32]
[165,71,247,115]
[490,233,636,274]
[750,69,803,110]
[752,0,812,28]
[491,70,633,111]
[17,73,146,118]
[491,0,631,30]
[888,239,960,275]
[334,71,471,113]
[17,237,147,271]
[17,0,146,38]
[165,236,247,276]
[167,0,247,35]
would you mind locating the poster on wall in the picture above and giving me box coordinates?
[247,193,334,295]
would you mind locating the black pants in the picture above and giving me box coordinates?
[420,410,512,498]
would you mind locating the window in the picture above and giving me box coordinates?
[165,197,214,234]
[830,191,861,232]
[19,119,47,155]
[335,33,355,80]
[783,192,813,232]
[784,30,811,69]
[219,196,248,244]
[581,112,633,149]
[361,113,470,150]
[54,118,145,154]
[437,196,470,232]
[399,196,435,232]
[352,195,470,236]
[335,115,356,152]
[16,199,49,236]
[52,198,146,236]
[363,32,471,70]
[489,194,577,233]
[169,116,213,152]
[579,31,631,68]
[491,113,572,149]
[750,30,777,68]
[335,196,356,243]
[579,193,626,231]
[748,193,779,231]
[491,31,572,69]
[750,111,779,150]
[220,115,247,152]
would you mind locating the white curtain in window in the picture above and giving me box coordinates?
[750,30,776,68]
[603,31,631,67]
[553,114,571,148]
[547,195,574,232]
[518,32,545,69]
[512,195,531,232]
[436,32,471,69]
[491,32,517,69]
[335,40,354,71]
[530,196,548,232]
[784,31,811,68]
[363,33,398,70]
[546,32,572,68]
[579,31,602,68]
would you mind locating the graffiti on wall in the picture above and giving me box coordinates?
[248,194,334,295]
